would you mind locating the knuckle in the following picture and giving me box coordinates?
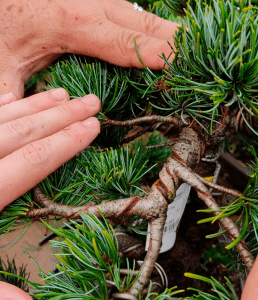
[142,13,163,35]
[7,117,34,139]
[22,142,50,166]
[56,103,73,121]
[118,28,142,58]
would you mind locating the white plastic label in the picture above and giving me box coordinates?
[145,183,191,253]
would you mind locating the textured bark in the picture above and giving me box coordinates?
[169,160,255,271]
[104,115,189,129]
[193,173,241,198]
[26,126,255,298]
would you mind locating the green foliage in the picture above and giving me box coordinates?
[149,1,183,23]
[77,146,157,201]
[141,283,184,299]
[163,0,258,133]
[202,244,233,266]
[198,146,258,253]
[25,68,49,91]
[185,273,237,299]
[0,192,33,251]
[46,56,132,116]
[128,0,156,5]
[132,0,258,134]
[0,213,184,299]
[214,228,258,273]
[0,257,30,292]
[46,55,146,148]
[130,131,173,180]
[39,155,93,207]
[1,213,143,299]
[162,0,189,16]
[0,143,156,250]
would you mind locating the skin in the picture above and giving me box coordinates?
[0,0,256,299]
[0,0,179,298]
[0,0,179,98]
[0,0,257,299]
[0,282,32,300]
[241,256,258,299]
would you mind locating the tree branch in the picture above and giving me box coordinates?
[25,127,254,298]
[168,159,255,271]
[193,173,242,198]
[103,115,189,129]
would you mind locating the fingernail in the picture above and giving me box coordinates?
[50,88,67,101]
[82,117,100,130]
[0,93,15,105]
[81,95,99,107]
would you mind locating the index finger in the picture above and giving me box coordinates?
[106,3,180,42]
[67,18,173,69]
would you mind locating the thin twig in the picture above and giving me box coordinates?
[103,115,189,129]
[213,106,229,134]
[123,125,152,144]
[168,159,255,271]
[26,127,254,297]
[145,140,177,150]
[209,162,221,193]
[193,173,241,198]
[119,269,139,277]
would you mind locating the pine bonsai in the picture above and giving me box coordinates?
[1,0,258,299]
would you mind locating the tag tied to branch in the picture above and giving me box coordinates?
[145,183,191,253]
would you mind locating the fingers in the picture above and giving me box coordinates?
[0,88,69,125]
[0,94,101,158]
[110,0,132,9]
[67,18,173,69]
[0,281,32,300]
[0,93,17,106]
[0,117,100,211]
[0,73,24,99]
[106,3,179,42]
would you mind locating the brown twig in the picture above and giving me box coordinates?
[168,159,255,271]
[28,190,168,297]
[145,140,177,150]
[213,106,229,134]
[119,269,140,277]
[103,115,189,129]
[192,173,242,198]
[188,119,195,128]
[26,127,254,298]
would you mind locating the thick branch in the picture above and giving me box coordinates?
[28,189,168,297]
[26,126,254,298]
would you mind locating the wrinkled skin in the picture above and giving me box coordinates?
[0,0,178,98]
[0,0,179,298]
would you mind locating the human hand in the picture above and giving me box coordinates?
[0,281,32,300]
[0,88,100,212]
[241,255,258,299]
[0,0,179,98]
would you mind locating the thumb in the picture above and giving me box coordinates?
[0,72,24,100]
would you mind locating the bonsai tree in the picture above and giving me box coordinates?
[1,0,258,298]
